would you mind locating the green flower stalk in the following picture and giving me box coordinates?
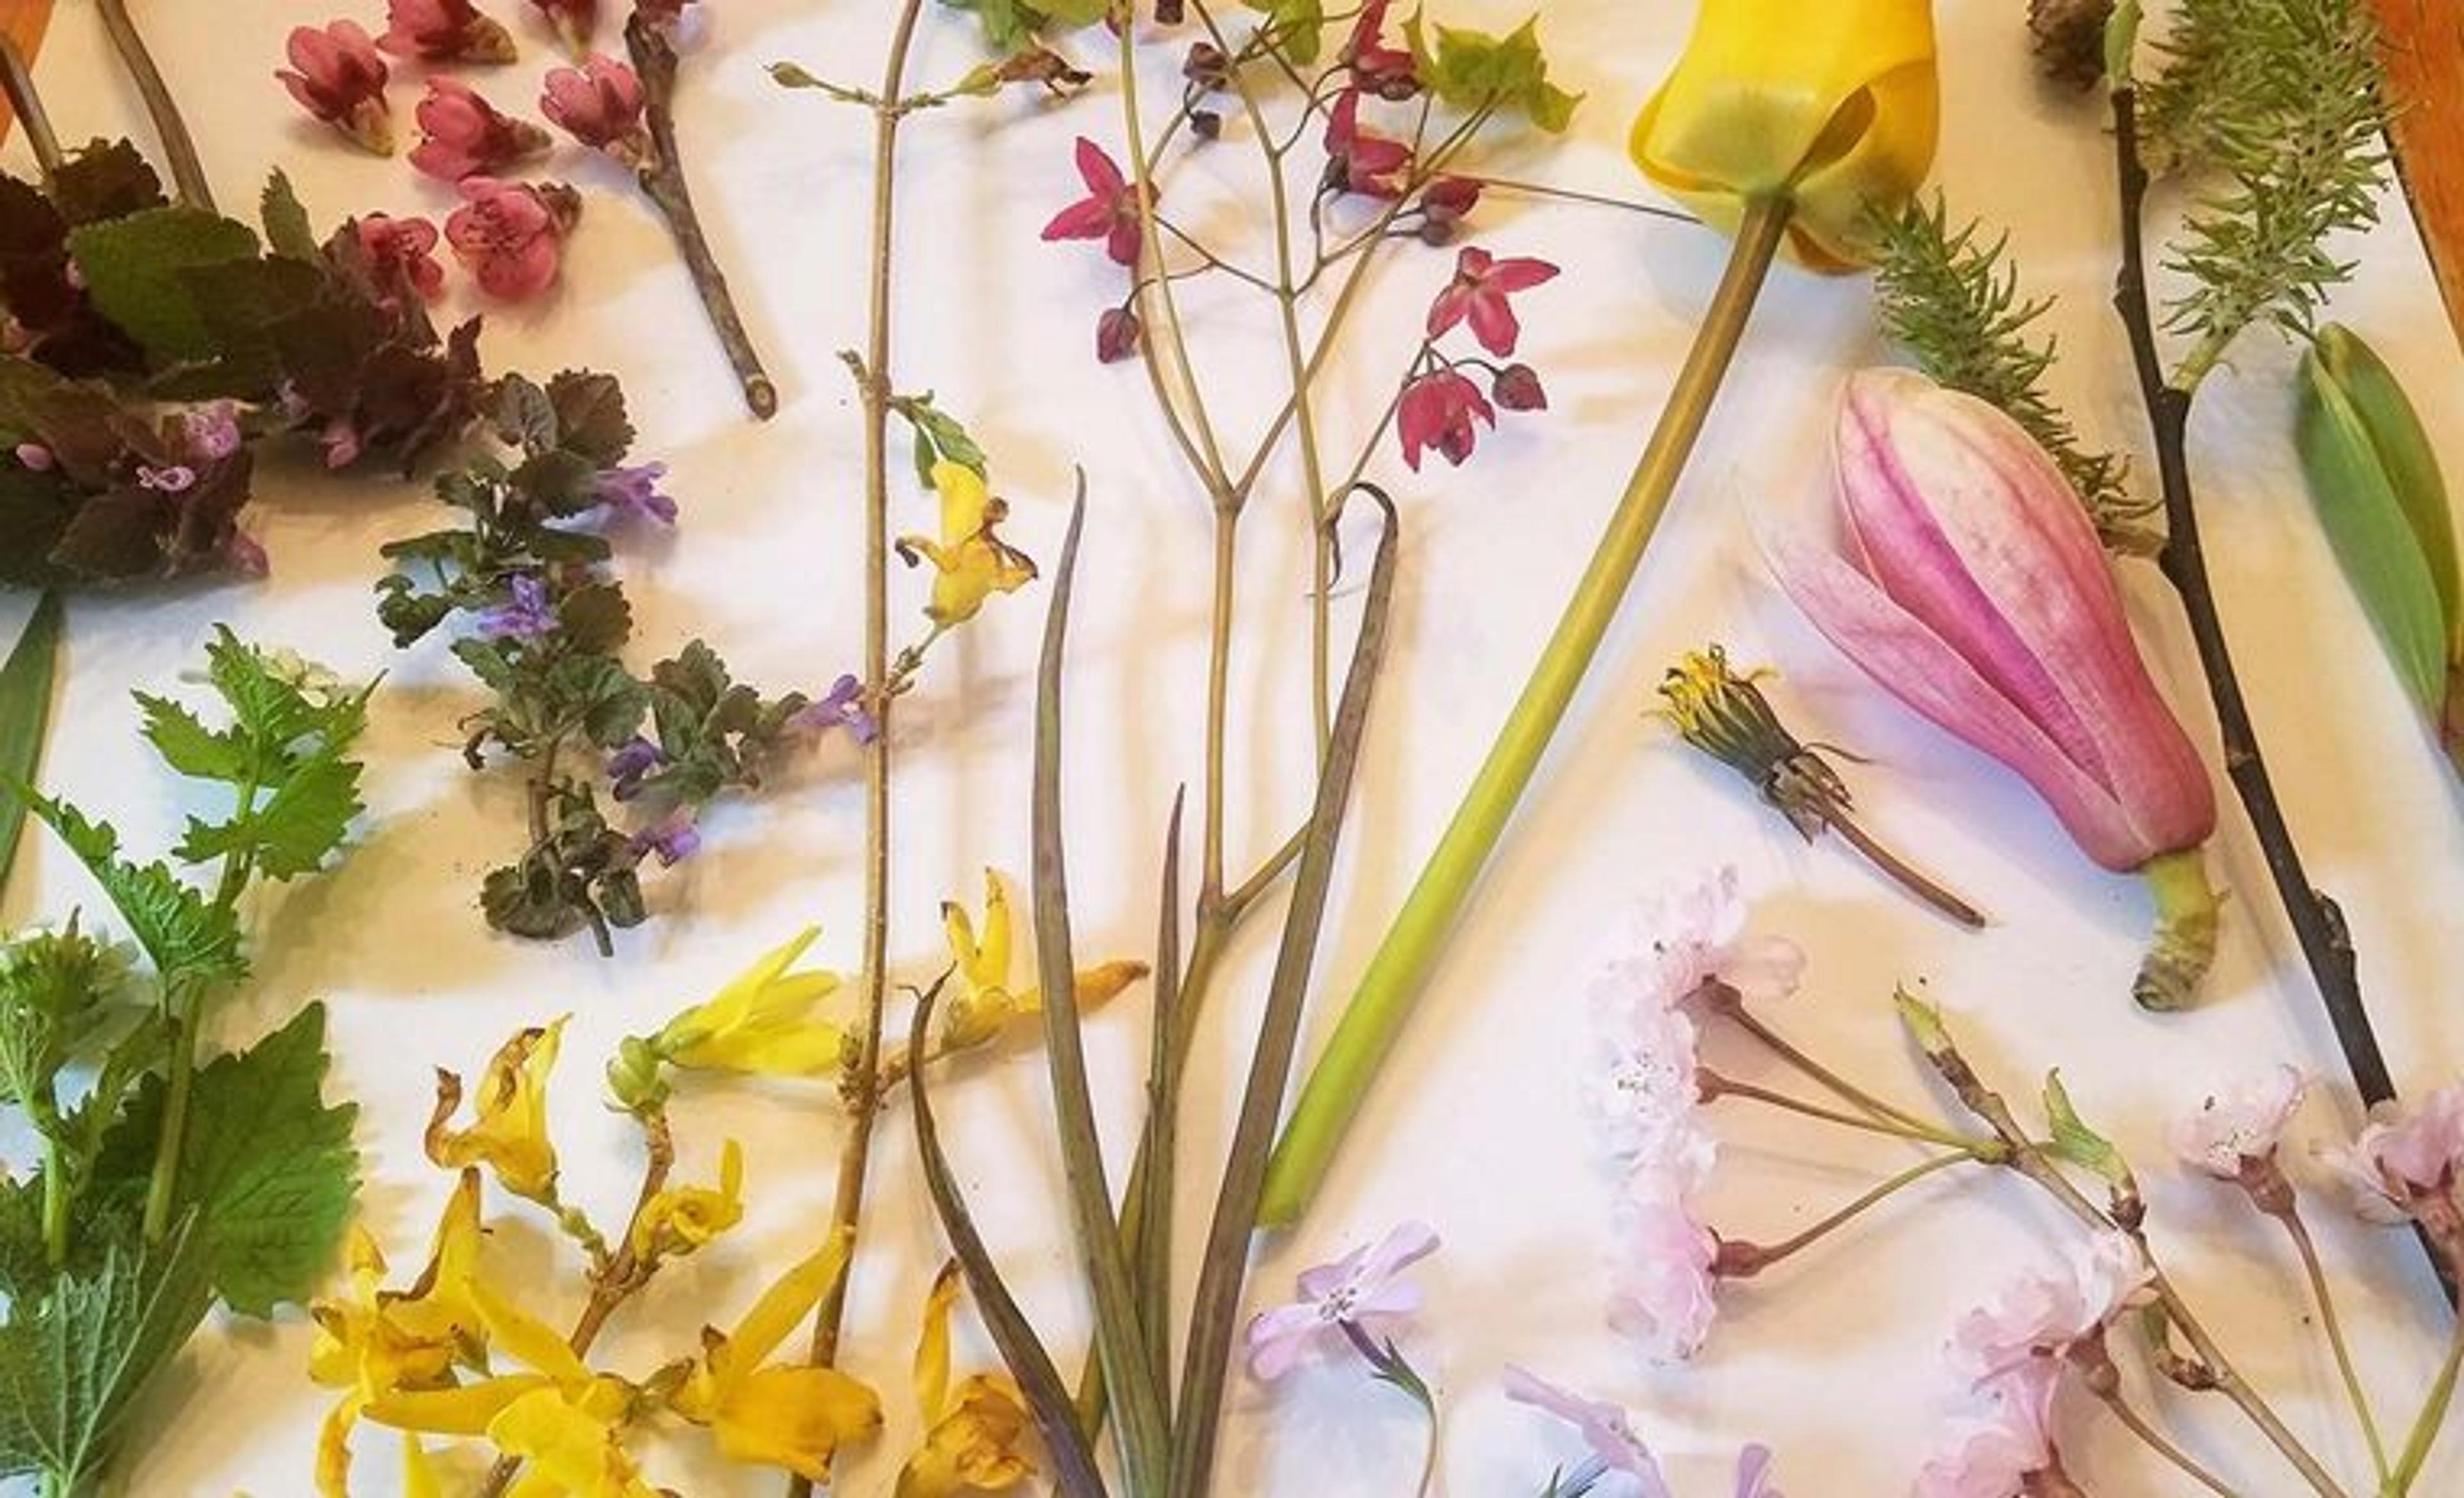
[1260,0,1943,1228]
[2295,322,2464,771]
[1659,645,1985,928]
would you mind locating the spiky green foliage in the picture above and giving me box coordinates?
[2140,0,2389,385]
[1870,197,2156,552]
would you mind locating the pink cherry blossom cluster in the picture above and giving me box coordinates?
[277,1,689,303]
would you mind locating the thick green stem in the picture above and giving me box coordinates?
[140,975,200,1242]
[39,1132,67,1268]
[2134,845,2221,1012]
[2392,1318,2464,1492]
[1258,196,1792,1227]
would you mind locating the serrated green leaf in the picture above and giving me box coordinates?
[0,1221,212,1488]
[202,625,316,750]
[0,593,62,902]
[96,1004,358,1316]
[259,171,320,263]
[16,793,244,986]
[135,691,247,784]
[49,139,167,227]
[64,209,261,365]
[1409,14,1581,132]
[175,751,362,881]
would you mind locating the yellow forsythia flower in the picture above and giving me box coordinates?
[628,1139,746,1262]
[426,1019,567,1205]
[897,1261,1036,1497]
[651,927,848,1079]
[669,1232,884,1480]
[486,1382,656,1498]
[939,869,1148,1056]
[898,461,1038,626]
[1629,0,1938,271]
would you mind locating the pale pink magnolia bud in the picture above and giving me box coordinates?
[541,53,647,161]
[1774,368,2222,1009]
[278,21,394,155]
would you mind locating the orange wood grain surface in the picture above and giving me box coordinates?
[0,0,53,143]
[2373,0,2464,352]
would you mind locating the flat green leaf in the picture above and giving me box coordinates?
[64,208,261,365]
[0,593,62,902]
[49,139,167,227]
[258,171,320,263]
[545,369,633,466]
[135,691,247,784]
[98,1004,359,1316]
[17,793,244,986]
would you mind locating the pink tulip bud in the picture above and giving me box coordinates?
[1774,368,2222,1008]
[278,21,394,155]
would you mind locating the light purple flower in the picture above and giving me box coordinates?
[607,735,665,801]
[1606,1177,1720,1362]
[1503,1366,1673,1498]
[1949,1232,2150,1391]
[793,673,880,745]
[2324,1081,2464,1223]
[2170,1065,2306,1180]
[1914,1361,2061,1498]
[476,574,558,641]
[1733,1445,1783,1498]
[629,807,701,866]
[1244,1221,1438,1381]
[592,462,676,525]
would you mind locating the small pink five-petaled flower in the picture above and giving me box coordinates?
[542,53,649,161]
[1244,1221,1438,1381]
[1426,246,1559,357]
[278,21,394,155]
[445,178,581,302]
[1041,138,1152,268]
[410,79,551,182]
[2323,1080,2464,1225]
[2169,1065,2306,1180]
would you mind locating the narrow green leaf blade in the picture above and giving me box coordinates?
[0,591,62,901]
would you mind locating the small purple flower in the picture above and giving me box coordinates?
[476,574,558,641]
[593,462,677,525]
[607,735,665,801]
[1502,1367,1673,1497]
[793,674,880,745]
[14,443,54,472]
[1244,1221,1437,1381]
[177,402,243,463]
[629,807,702,866]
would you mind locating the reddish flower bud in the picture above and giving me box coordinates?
[1183,41,1229,90]
[445,178,580,302]
[278,21,394,155]
[1493,363,1547,412]
[410,79,551,182]
[1096,306,1143,364]
[541,53,648,160]
[377,0,518,64]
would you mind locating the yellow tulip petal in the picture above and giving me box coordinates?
[470,1278,594,1388]
[427,1020,567,1203]
[316,1392,366,1498]
[975,870,1013,985]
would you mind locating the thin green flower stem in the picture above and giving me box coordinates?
[789,4,926,1480]
[96,0,212,211]
[1202,507,1239,897]
[1260,198,1793,1227]
[1707,1074,1983,1150]
[1461,174,1700,222]
[0,35,61,180]
[1158,216,1278,295]
[142,782,258,1244]
[1122,17,1233,490]
[2391,1315,2464,1492]
[2279,1205,2391,1485]
[1733,1151,1976,1270]
[2094,1382,2241,1497]
[1727,1005,1944,1137]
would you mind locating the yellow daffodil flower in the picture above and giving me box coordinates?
[897,1261,1036,1498]
[427,1019,567,1205]
[649,927,849,1080]
[897,461,1038,626]
[668,1232,884,1481]
[628,1139,746,1262]
[937,869,1148,1056]
[1629,0,1938,270]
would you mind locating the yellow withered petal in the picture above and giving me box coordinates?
[900,463,1038,626]
[896,1376,1036,1498]
[706,1364,885,1481]
[427,1020,567,1203]
[629,1139,747,1260]
[1630,0,1937,271]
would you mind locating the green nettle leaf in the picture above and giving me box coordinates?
[96,1004,359,1316]
[1408,15,1582,132]
[258,171,320,263]
[17,793,245,986]
[0,594,63,900]
[203,626,319,752]
[895,393,989,484]
[175,751,364,881]
[133,691,250,784]
[2297,323,2458,715]
[63,208,261,363]
[0,1223,213,1490]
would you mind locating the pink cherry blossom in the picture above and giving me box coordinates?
[445,178,579,302]
[1396,367,1493,470]
[410,79,551,182]
[525,0,597,54]
[1600,866,1806,1022]
[1041,138,1149,268]
[353,213,448,306]
[1324,89,1411,199]
[278,21,394,155]
[1590,1000,1712,1185]
[1772,369,2217,875]
[1426,246,1559,357]
[2325,1081,2464,1222]
[1502,1367,1675,1498]
[1949,1232,2150,1391]
[542,53,647,159]
[1245,1221,1439,1381]
[1607,1177,1720,1361]
[377,0,518,64]
[2170,1065,2306,1180]
[1915,1361,2062,1498]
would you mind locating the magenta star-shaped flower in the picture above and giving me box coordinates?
[1426,246,1559,357]
[1041,137,1149,268]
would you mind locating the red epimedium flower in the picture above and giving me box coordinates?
[1397,368,1495,471]
[1041,138,1151,268]
[377,0,517,64]
[410,79,551,182]
[1345,0,1419,99]
[445,178,580,302]
[542,53,647,160]
[1323,89,1411,200]
[1426,246,1559,357]
[279,21,394,155]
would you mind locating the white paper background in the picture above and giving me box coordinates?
[10,1,2464,1493]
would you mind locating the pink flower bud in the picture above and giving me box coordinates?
[541,54,648,159]
[410,80,551,182]
[445,178,580,302]
[1774,370,2216,874]
[377,0,518,64]
[278,21,394,155]
[1095,306,1143,365]
[1492,362,1548,412]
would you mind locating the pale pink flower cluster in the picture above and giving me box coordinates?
[2322,1080,2464,1228]
[2168,1065,2307,1181]
[1588,868,1802,1363]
